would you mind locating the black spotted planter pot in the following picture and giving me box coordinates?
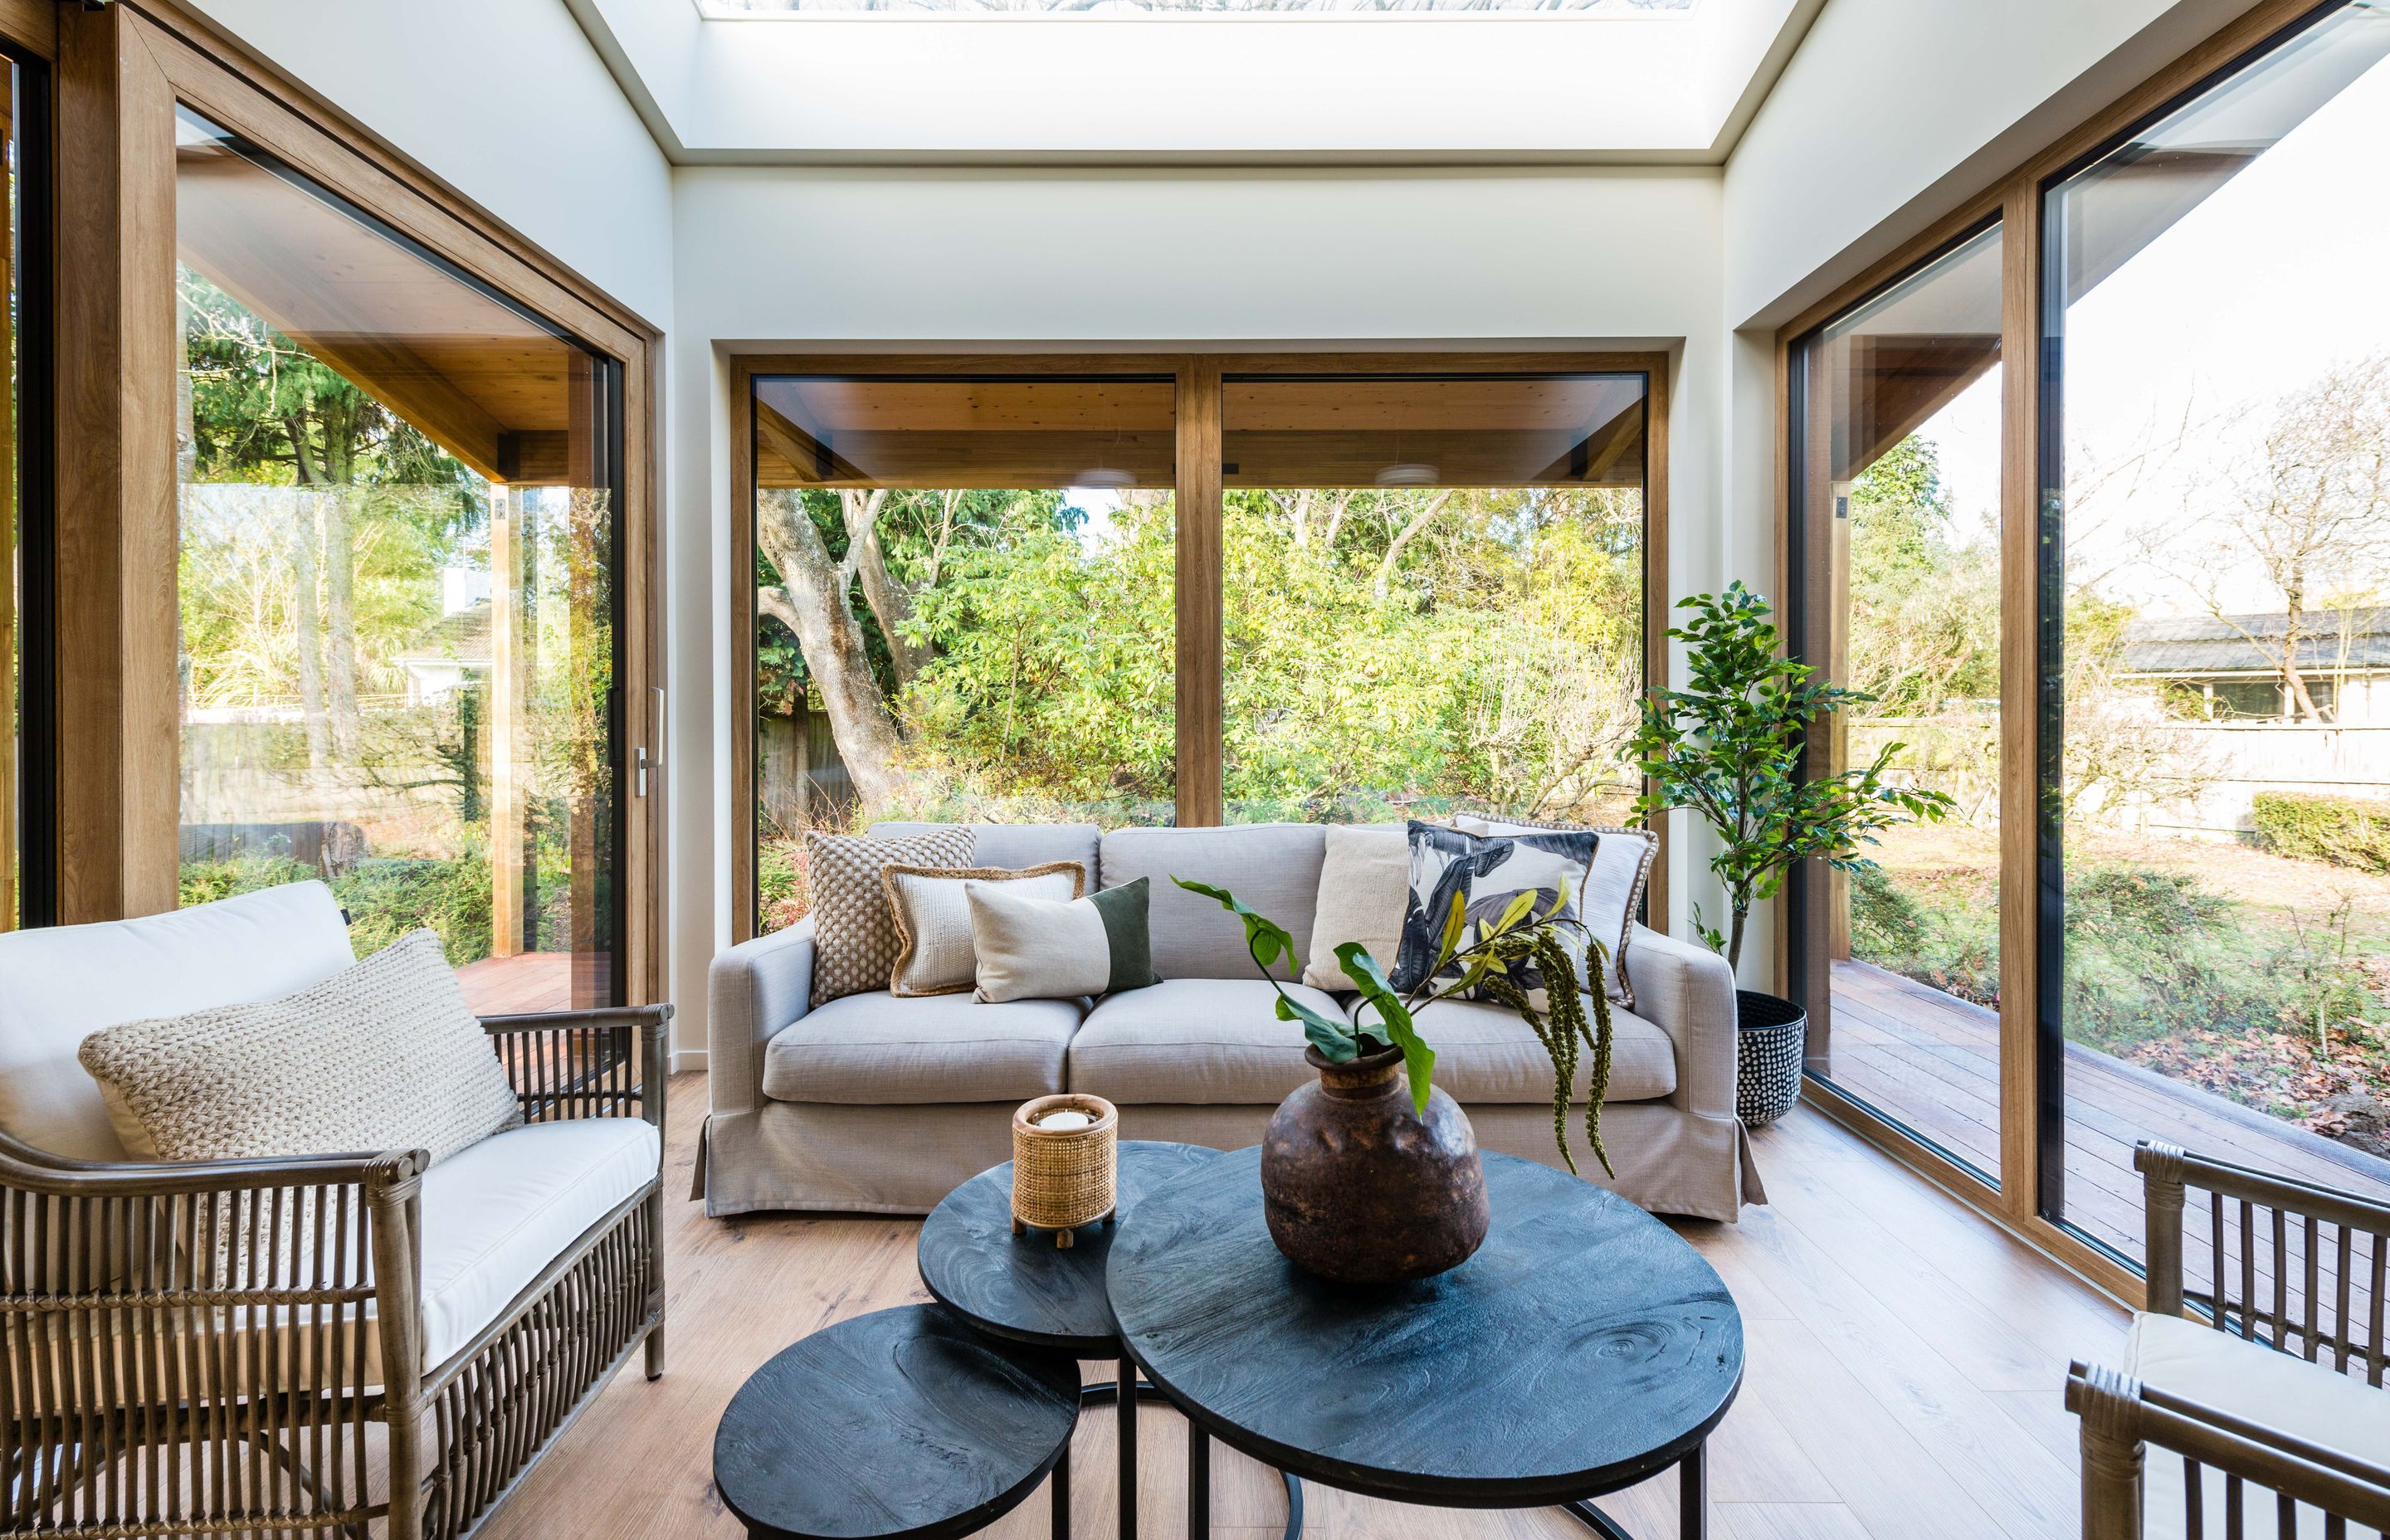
[1735,989,1807,1128]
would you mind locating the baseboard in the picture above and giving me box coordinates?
[670,1049,709,1074]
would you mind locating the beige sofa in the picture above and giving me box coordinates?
[700,821,1765,1222]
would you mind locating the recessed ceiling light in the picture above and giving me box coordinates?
[1374,463,1439,487]
[1076,468,1138,490]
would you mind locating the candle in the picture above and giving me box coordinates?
[1038,1109,1093,1132]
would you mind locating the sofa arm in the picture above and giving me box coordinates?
[482,1005,671,1130]
[708,919,816,1119]
[1621,924,1738,1118]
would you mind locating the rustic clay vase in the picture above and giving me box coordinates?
[1259,1044,1490,1284]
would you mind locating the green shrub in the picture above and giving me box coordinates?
[1847,863,2000,1005]
[2253,791,2390,873]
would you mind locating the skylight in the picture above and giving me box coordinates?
[699,0,1688,16]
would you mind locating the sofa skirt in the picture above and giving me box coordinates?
[699,1097,1764,1223]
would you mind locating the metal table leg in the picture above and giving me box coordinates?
[1117,1354,1138,1540]
[1077,1380,1302,1539]
[1188,1421,1211,1537]
[1558,1439,1706,1540]
[1051,1436,1070,1540]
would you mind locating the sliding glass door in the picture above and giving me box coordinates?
[175,108,626,1012]
[1789,227,2007,1186]
[1786,0,2390,1290]
[2038,4,2390,1257]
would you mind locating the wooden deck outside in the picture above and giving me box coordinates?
[1826,958,2390,1276]
[456,950,574,1015]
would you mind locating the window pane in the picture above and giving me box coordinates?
[1219,373,1646,827]
[749,375,1176,934]
[176,108,622,1012]
[1792,224,2005,1184]
[2043,2,2390,1262]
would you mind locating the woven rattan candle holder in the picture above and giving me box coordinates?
[1011,1093,1119,1248]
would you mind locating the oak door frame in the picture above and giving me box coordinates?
[50,2,666,1007]
[729,347,1674,943]
[1770,0,2358,1312]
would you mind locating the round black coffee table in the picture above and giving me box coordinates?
[919,1140,1301,1540]
[1107,1148,1744,1540]
[712,1304,1080,1540]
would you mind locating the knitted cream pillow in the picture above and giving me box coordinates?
[803,826,976,1004]
[76,929,521,1165]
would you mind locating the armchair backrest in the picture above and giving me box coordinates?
[0,880,356,1162]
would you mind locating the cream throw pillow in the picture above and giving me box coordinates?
[884,861,1085,997]
[1300,826,1412,992]
[76,929,521,1165]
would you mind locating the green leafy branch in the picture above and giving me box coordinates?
[1627,582,1955,968]
[1172,875,1617,1177]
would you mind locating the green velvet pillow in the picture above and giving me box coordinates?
[1090,877,1158,992]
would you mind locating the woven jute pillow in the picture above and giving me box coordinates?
[804,826,976,1005]
[76,928,521,1166]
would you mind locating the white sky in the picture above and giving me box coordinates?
[1928,48,2390,618]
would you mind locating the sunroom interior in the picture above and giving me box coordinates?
[7,0,2390,1537]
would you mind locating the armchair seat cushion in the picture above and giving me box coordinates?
[1069,978,1344,1104]
[2127,1310,2390,1535]
[1376,996,1677,1104]
[759,991,1083,1105]
[417,1118,661,1369]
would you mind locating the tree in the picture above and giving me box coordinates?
[2192,355,2390,722]
[754,487,912,812]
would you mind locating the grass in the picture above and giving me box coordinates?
[1852,823,2390,1143]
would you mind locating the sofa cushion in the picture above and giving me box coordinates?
[1100,824,1328,980]
[1069,978,1344,1103]
[417,1118,661,1368]
[78,929,522,1166]
[872,822,1103,888]
[884,862,1083,997]
[806,827,977,1005]
[1300,826,1410,992]
[1457,818,1656,1008]
[1394,820,1598,1008]
[761,990,1084,1104]
[2127,1309,2390,1537]
[1364,995,1677,1104]
[0,880,357,1162]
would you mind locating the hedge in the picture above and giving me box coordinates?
[2252,790,2390,873]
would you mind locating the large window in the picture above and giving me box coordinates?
[1785,0,2390,1299]
[744,358,1661,933]
[1789,227,2006,1184]
[747,374,1178,933]
[2041,4,2390,1258]
[1221,373,1647,826]
[175,109,625,1012]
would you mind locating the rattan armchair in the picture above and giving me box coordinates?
[2067,1139,2390,1538]
[1,1001,671,1540]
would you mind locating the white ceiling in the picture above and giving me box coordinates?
[566,0,1823,163]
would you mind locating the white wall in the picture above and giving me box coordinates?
[1722,0,2265,332]
[667,165,1732,1055]
[184,0,675,331]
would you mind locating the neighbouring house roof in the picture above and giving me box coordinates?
[2120,607,2390,675]
[398,598,493,670]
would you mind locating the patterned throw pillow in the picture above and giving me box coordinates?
[883,861,1085,997]
[76,929,521,1165]
[1452,816,1655,1008]
[1391,821,1601,1008]
[805,826,976,1004]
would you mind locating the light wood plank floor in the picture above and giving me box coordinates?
[479,1075,2129,1540]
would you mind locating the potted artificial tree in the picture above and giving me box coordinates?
[1627,582,1953,1126]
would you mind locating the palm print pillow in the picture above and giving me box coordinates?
[1390,821,1601,1008]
